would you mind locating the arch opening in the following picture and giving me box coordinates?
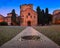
[27,21,31,26]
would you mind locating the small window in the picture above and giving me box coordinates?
[28,13,30,15]
[34,16,35,18]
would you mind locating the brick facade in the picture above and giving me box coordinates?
[20,4,37,26]
[4,13,12,25]
[0,15,4,22]
[53,10,60,24]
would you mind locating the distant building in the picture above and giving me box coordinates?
[20,4,37,26]
[4,13,12,25]
[53,10,60,24]
[0,14,4,22]
[0,13,19,26]
[4,13,18,25]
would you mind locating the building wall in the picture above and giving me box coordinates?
[20,4,33,12]
[5,17,11,25]
[5,13,18,25]
[20,4,37,26]
[53,10,60,24]
[4,13,12,25]
[53,10,60,15]
[0,15,4,22]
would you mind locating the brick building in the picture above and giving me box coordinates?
[0,14,4,22]
[20,4,37,26]
[0,13,18,26]
[53,10,60,24]
[4,13,12,25]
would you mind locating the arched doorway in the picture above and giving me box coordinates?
[27,21,31,26]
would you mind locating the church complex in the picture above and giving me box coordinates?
[0,4,60,26]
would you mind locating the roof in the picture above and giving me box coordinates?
[0,14,4,18]
[20,4,33,7]
[7,13,12,15]
[53,9,60,15]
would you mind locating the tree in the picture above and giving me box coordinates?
[36,6,42,25]
[16,16,20,26]
[45,8,49,25]
[41,9,45,25]
[48,14,53,24]
[11,9,16,25]
[0,22,8,26]
[36,7,52,26]
[45,8,49,14]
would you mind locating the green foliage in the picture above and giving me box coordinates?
[41,9,45,25]
[36,6,52,25]
[36,6,42,25]
[44,8,49,24]
[0,22,8,26]
[45,8,49,14]
[16,16,20,25]
[11,9,16,25]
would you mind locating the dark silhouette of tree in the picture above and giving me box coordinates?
[17,16,20,26]
[36,6,42,25]
[36,6,53,26]
[0,22,8,26]
[11,9,16,25]
[44,8,53,25]
[45,8,49,25]
[45,8,49,14]
[48,14,53,24]
[41,9,45,25]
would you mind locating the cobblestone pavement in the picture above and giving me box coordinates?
[0,27,60,48]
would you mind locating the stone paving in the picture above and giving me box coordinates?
[0,27,60,48]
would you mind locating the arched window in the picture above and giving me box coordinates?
[28,13,30,15]
[34,16,35,18]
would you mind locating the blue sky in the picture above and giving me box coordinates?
[0,0,60,16]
